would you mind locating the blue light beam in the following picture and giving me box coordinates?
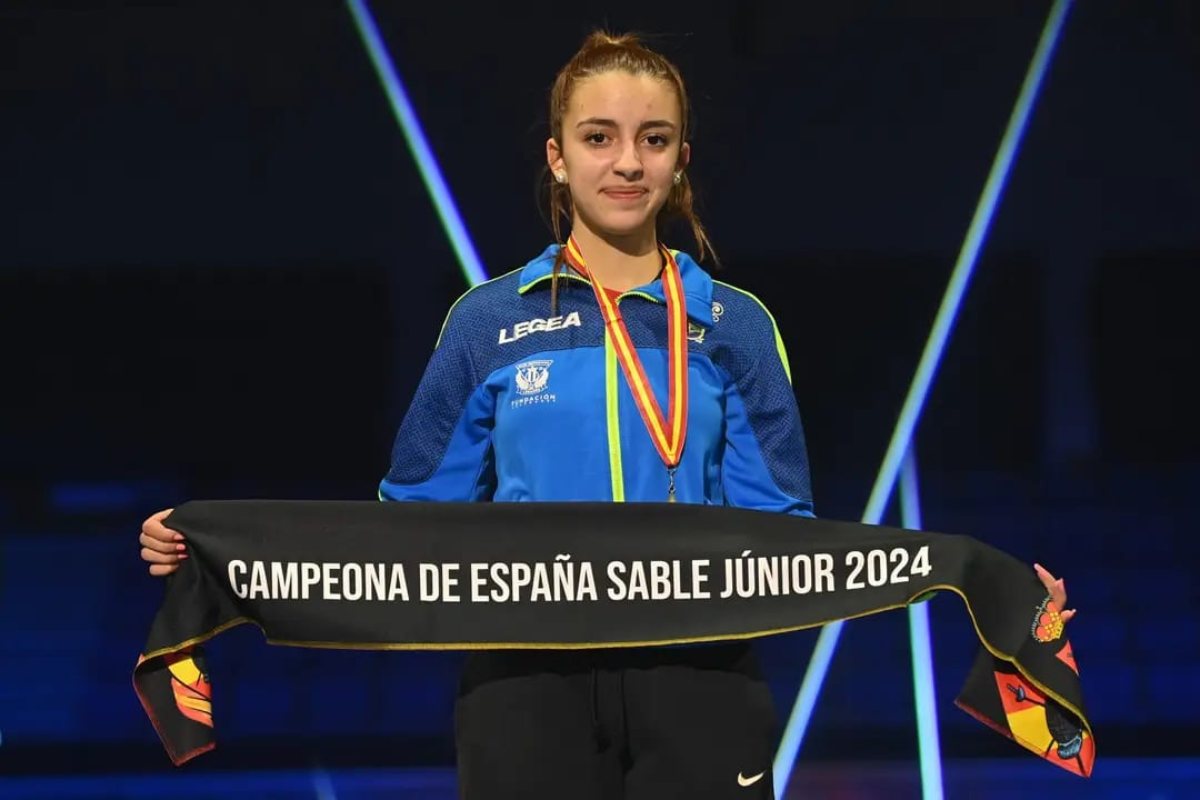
[345,0,487,287]
[311,765,338,800]
[901,447,944,800]
[773,1,1074,795]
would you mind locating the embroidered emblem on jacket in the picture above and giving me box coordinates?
[512,360,557,409]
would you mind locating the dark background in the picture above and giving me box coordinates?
[1,0,1197,784]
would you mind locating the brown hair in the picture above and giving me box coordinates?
[545,31,717,313]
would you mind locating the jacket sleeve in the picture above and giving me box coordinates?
[378,300,496,502]
[720,299,815,517]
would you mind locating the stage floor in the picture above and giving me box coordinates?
[1,759,1196,799]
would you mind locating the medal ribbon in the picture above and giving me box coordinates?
[564,236,688,469]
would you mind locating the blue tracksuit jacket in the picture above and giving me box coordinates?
[379,244,814,516]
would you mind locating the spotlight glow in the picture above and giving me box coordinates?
[345,0,487,287]
[773,1,1075,796]
[900,448,944,800]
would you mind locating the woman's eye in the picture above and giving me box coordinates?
[585,132,608,145]
[645,134,669,147]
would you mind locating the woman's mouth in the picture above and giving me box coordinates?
[602,188,648,201]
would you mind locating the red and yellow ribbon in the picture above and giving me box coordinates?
[564,236,688,473]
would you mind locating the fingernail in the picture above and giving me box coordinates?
[179,553,189,560]
[176,543,187,552]
[174,534,184,541]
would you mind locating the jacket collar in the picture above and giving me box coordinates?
[517,243,717,328]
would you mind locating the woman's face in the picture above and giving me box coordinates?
[548,70,689,242]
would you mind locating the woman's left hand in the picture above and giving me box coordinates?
[1033,562,1077,625]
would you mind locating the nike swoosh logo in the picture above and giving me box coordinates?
[737,771,765,787]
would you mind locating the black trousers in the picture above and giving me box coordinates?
[454,643,777,800]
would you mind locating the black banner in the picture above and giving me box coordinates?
[133,500,1094,776]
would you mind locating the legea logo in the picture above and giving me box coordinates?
[498,312,582,345]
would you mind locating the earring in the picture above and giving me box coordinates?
[555,172,567,184]
[673,171,683,185]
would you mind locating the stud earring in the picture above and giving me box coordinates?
[673,171,683,185]
[555,172,567,184]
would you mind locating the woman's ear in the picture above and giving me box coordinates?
[677,141,691,172]
[546,137,565,179]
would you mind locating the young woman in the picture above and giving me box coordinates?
[376,31,811,800]
[140,30,1075,800]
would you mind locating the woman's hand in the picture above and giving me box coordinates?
[140,508,187,577]
[1034,562,1077,624]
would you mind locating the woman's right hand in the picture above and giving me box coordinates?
[140,508,188,577]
